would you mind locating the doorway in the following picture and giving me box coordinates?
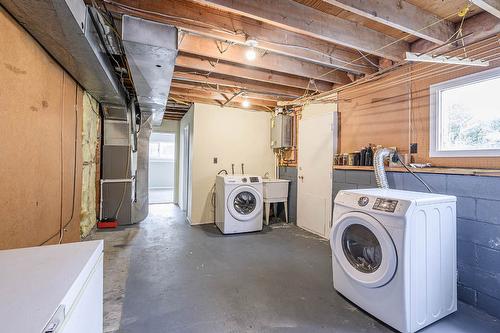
[149,132,176,204]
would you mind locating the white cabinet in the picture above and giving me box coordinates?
[0,240,104,333]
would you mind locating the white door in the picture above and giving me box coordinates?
[297,104,337,237]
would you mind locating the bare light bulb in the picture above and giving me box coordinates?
[245,47,257,61]
[242,99,251,108]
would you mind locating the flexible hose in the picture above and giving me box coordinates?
[373,148,396,189]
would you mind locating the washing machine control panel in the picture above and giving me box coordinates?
[373,198,398,213]
[249,177,260,183]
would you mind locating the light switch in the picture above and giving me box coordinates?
[213,157,218,164]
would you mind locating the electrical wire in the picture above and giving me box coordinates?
[287,36,499,106]
[396,154,433,193]
[40,83,80,246]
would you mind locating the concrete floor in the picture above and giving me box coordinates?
[149,188,174,204]
[91,204,500,333]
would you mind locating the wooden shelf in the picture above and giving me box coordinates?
[333,165,500,177]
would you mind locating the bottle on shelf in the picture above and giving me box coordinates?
[365,144,373,166]
[360,147,366,166]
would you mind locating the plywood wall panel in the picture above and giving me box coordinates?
[0,7,82,249]
[410,40,500,169]
[338,67,411,154]
[338,37,500,169]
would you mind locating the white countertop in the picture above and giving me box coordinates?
[0,240,103,333]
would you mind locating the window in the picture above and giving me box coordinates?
[149,133,175,160]
[430,68,500,157]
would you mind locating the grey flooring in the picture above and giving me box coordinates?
[149,188,174,204]
[92,204,500,333]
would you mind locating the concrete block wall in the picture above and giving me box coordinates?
[279,166,297,224]
[333,169,500,319]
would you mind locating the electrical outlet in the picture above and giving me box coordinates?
[410,143,418,154]
[213,157,218,164]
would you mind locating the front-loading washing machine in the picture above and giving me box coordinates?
[215,175,263,234]
[330,188,457,333]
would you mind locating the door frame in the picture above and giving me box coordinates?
[180,124,191,213]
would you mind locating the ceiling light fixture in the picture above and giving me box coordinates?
[244,38,258,61]
[242,98,251,108]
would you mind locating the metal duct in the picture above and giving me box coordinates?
[373,148,396,189]
[131,112,153,223]
[122,15,178,126]
[0,0,127,114]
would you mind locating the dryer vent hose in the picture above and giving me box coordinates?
[374,148,396,189]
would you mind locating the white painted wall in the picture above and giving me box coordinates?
[152,120,180,203]
[187,103,275,225]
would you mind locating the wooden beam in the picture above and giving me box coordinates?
[171,80,293,101]
[179,33,351,84]
[411,11,500,53]
[173,71,305,97]
[470,0,500,19]
[188,0,409,60]
[175,54,335,92]
[107,0,377,74]
[169,94,271,111]
[321,0,455,44]
[169,87,277,107]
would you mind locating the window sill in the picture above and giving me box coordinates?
[333,165,500,177]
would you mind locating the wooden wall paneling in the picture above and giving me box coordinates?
[337,38,500,170]
[338,67,411,154]
[60,82,83,243]
[0,7,82,249]
[410,42,500,169]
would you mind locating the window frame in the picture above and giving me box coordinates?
[429,67,500,158]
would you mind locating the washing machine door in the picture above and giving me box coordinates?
[331,211,397,288]
[227,185,263,221]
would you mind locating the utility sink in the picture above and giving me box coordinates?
[262,179,291,201]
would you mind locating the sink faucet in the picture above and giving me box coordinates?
[263,172,270,179]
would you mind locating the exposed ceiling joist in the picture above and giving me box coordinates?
[178,33,352,84]
[411,11,500,53]
[173,71,305,97]
[169,87,277,107]
[470,0,500,18]
[188,0,409,60]
[169,94,271,111]
[106,0,378,74]
[320,0,455,44]
[175,54,335,92]
[171,80,293,102]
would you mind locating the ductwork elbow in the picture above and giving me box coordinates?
[374,148,396,189]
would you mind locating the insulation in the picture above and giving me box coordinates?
[80,92,101,238]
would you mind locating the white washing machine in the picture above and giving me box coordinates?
[215,175,263,234]
[330,188,457,333]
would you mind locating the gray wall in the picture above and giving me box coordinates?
[279,166,297,224]
[333,169,500,319]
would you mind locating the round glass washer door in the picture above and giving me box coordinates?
[227,186,263,221]
[331,212,397,288]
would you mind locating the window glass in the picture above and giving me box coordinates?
[440,76,500,151]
